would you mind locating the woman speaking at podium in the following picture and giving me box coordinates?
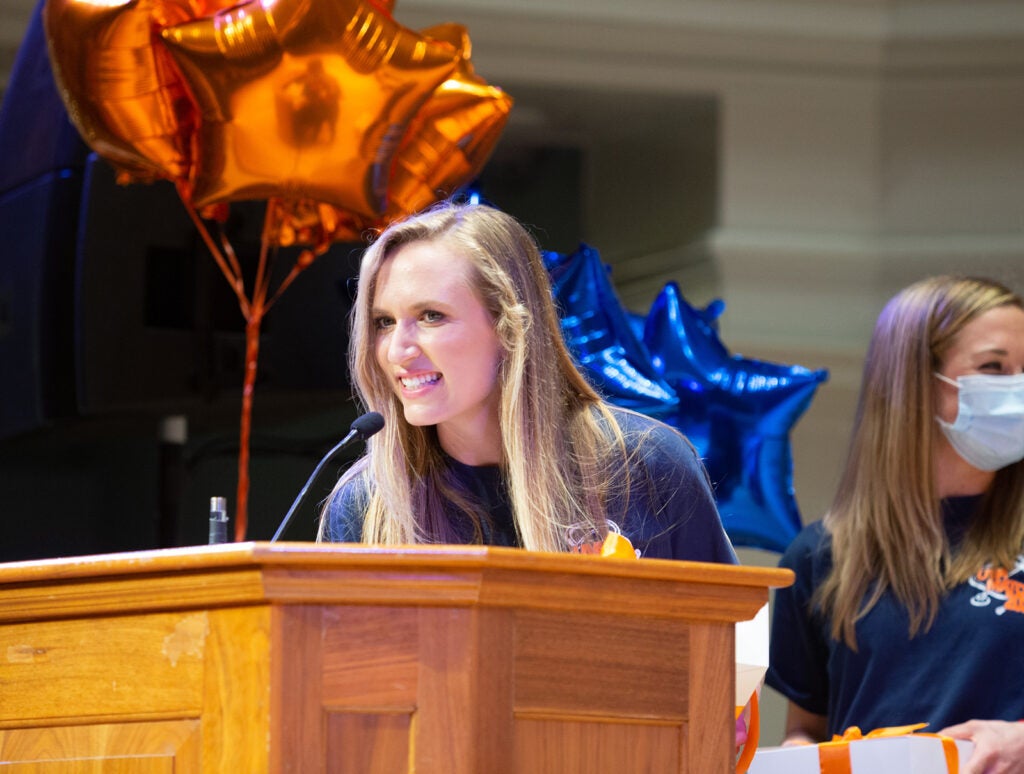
[319,201,736,565]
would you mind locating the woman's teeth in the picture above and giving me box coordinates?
[401,373,441,389]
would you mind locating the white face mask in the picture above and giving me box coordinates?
[934,372,1024,472]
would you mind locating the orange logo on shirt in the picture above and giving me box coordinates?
[970,563,1024,615]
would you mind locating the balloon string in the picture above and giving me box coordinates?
[262,199,321,310]
[175,188,263,541]
[252,209,274,306]
[234,307,263,542]
[253,204,319,311]
[216,226,247,297]
[233,207,280,541]
[232,206,323,537]
[177,189,251,318]
[267,249,317,309]
[178,198,324,541]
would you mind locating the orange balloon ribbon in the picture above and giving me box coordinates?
[818,724,961,774]
[180,190,332,541]
[265,199,374,252]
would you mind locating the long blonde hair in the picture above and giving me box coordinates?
[319,201,627,550]
[820,275,1024,647]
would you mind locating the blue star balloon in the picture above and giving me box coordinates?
[644,282,828,552]
[543,245,678,418]
[545,245,828,553]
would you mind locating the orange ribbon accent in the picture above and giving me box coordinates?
[572,532,639,558]
[818,723,960,774]
[600,532,638,559]
[735,691,760,774]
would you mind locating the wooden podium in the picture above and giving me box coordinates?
[0,543,791,773]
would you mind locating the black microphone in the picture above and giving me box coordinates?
[270,411,384,542]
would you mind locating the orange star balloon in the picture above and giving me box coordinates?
[44,0,240,183]
[45,0,190,181]
[160,0,461,217]
[386,23,513,217]
[263,22,512,248]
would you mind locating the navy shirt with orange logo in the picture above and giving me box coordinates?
[767,496,1024,736]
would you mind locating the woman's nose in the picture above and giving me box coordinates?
[387,321,420,363]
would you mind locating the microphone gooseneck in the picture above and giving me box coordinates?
[270,412,384,543]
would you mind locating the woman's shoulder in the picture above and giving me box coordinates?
[332,467,371,505]
[601,407,736,563]
[778,519,833,578]
[606,406,699,459]
[607,405,678,432]
[323,462,372,542]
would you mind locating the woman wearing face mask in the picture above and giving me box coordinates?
[318,200,737,565]
[767,275,1024,773]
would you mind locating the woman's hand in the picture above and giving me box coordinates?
[940,719,1024,774]
[781,701,828,746]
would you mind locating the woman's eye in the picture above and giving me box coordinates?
[978,361,1003,373]
[422,310,445,323]
[373,316,394,331]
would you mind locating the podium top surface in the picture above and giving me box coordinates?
[0,542,792,626]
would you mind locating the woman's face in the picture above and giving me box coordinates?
[371,238,505,464]
[934,304,1024,424]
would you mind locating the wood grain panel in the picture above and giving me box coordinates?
[325,712,411,774]
[515,716,681,774]
[320,607,419,708]
[479,567,765,623]
[0,764,170,774]
[0,613,206,723]
[0,567,267,624]
[200,607,272,773]
[271,606,324,774]
[0,719,199,772]
[514,610,689,719]
[686,622,734,773]
[414,608,515,774]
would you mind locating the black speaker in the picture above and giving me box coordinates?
[73,154,360,416]
[0,0,91,439]
[0,170,82,438]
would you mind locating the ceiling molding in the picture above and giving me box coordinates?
[393,0,1024,83]
[5,0,1024,95]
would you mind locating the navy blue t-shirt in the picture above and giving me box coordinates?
[767,496,1024,735]
[322,409,738,564]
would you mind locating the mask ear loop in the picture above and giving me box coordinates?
[933,372,964,432]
